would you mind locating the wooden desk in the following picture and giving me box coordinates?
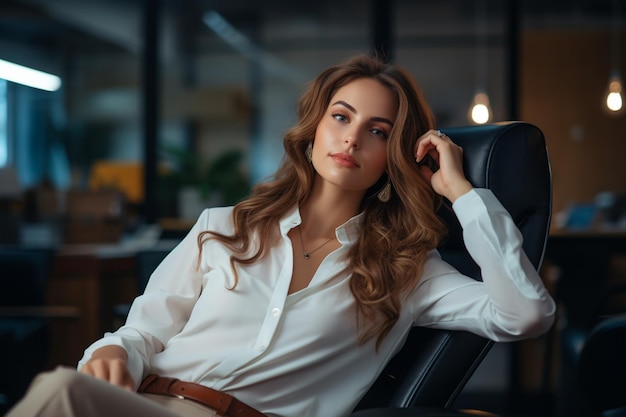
[47,245,138,367]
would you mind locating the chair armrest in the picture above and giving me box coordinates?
[350,407,501,417]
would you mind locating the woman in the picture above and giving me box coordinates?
[6,54,555,417]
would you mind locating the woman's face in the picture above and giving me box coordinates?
[312,77,398,194]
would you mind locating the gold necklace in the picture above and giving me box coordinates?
[297,226,335,259]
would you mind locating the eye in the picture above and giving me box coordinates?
[370,128,389,139]
[333,113,348,123]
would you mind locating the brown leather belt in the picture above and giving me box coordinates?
[138,374,266,417]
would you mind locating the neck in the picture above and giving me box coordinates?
[299,179,364,237]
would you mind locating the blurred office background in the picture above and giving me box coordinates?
[1,0,625,225]
[1,0,626,416]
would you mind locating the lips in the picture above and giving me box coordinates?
[330,152,360,168]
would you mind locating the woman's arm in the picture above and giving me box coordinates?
[412,129,555,340]
[411,189,556,341]
[77,208,215,387]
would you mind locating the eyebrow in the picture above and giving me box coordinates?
[332,100,394,127]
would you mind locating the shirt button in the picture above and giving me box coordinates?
[257,344,267,351]
[271,307,280,317]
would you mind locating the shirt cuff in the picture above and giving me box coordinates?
[452,188,504,228]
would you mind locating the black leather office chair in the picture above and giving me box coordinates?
[351,121,553,416]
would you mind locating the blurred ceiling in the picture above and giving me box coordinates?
[0,0,620,58]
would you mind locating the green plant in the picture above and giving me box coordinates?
[160,146,250,206]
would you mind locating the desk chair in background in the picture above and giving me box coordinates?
[577,312,626,417]
[0,248,53,411]
[112,248,172,329]
[352,121,552,417]
[0,248,79,413]
[557,281,626,417]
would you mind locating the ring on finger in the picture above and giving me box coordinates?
[436,129,445,137]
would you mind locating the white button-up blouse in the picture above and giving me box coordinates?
[78,188,556,417]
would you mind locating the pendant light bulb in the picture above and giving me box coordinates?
[469,91,492,124]
[605,73,623,112]
[606,0,623,113]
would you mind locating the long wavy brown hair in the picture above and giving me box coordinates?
[199,54,446,348]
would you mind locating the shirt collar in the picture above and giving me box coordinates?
[279,206,364,245]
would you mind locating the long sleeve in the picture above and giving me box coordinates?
[77,209,212,387]
[410,188,556,341]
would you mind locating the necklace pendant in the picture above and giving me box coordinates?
[303,252,310,259]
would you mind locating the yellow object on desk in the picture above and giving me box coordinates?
[89,161,143,203]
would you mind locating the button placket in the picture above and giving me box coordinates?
[252,236,293,352]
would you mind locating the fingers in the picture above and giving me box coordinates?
[109,360,136,391]
[414,129,472,202]
[80,358,135,391]
[414,129,453,163]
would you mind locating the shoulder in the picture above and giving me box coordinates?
[197,206,236,232]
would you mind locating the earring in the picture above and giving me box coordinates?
[305,141,313,163]
[377,180,392,202]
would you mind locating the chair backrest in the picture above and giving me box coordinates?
[0,248,54,307]
[356,121,552,410]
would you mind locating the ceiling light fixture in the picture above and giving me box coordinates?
[605,0,623,113]
[0,59,62,92]
[468,0,492,124]
[202,11,304,84]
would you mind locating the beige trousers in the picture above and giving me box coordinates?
[5,366,218,417]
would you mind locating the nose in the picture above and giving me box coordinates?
[344,127,361,149]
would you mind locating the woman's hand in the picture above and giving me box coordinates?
[415,129,473,203]
[79,345,135,391]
